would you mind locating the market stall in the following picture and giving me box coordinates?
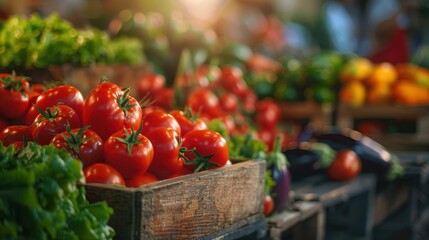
[1,1,428,240]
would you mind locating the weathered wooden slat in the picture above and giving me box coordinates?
[267,201,325,240]
[373,182,409,226]
[291,174,376,208]
[85,160,266,240]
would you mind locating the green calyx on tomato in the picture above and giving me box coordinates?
[117,88,135,116]
[183,106,200,122]
[182,148,220,173]
[60,123,91,158]
[0,72,29,94]
[115,124,143,155]
[34,105,60,123]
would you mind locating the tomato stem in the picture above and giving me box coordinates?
[117,88,135,117]
[115,125,142,155]
[61,123,92,158]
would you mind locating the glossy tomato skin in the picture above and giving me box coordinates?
[125,172,158,188]
[185,89,223,119]
[24,85,84,126]
[255,98,281,129]
[50,128,104,169]
[219,92,239,114]
[263,195,274,217]
[0,78,30,120]
[0,125,32,146]
[145,127,183,178]
[137,73,166,100]
[328,150,362,181]
[83,82,142,141]
[32,105,81,145]
[104,128,154,179]
[141,110,181,136]
[170,110,207,137]
[240,88,257,114]
[0,118,9,132]
[181,129,229,172]
[84,163,125,186]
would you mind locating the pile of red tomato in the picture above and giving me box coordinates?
[0,65,299,189]
[0,72,233,187]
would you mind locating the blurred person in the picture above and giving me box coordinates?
[323,0,361,54]
[368,0,422,64]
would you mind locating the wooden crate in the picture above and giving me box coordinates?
[10,64,152,98]
[85,160,266,240]
[266,201,325,240]
[290,174,376,238]
[279,102,333,127]
[336,104,429,151]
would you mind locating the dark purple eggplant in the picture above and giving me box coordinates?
[314,128,403,180]
[283,148,324,181]
[267,135,291,212]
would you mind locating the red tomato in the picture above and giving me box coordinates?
[164,167,193,179]
[176,72,209,88]
[0,75,30,120]
[170,110,207,137]
[328,150,362,181]
[196,64,221,86]
[50,126,104,169]
[0,125,32,146]
[24,85,84,126]
[145,127,183,178]
[125,172,158,188]
[256,128,276,151]
[255,98,281,129]
[221,75,248,97]
[29,84,45,105]
[182,129,229,172]
[84,163,126,186]
[104,128,154,179]
[83,82,142,141]
[141,106,163,119]
[151,87,174,111]
[141,110,181,136]
[137,73,166,100]
[240,88,257,113]
[32,105,81,145]
[0,118,9,132]
[220,65,243,80]
[263,195,274,217]
[219,92,239,113]
[186,89,223,119]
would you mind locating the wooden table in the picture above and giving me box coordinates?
[290,174,376,239]
[266,201,324,240]
[373,151,429,240]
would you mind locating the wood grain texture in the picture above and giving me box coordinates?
[267,202,324,240]
[373,182,409,226]
[85,160,265,240]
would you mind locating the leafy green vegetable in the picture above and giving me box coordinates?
[0,13,144,68]
[0,143,115,240]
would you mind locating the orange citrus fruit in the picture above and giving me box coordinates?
[366,83,391,105]
[366,62,397,86]
[340,81,366,107]
[340,57,373,82]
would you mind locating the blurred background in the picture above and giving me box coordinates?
[2,0,428,62]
